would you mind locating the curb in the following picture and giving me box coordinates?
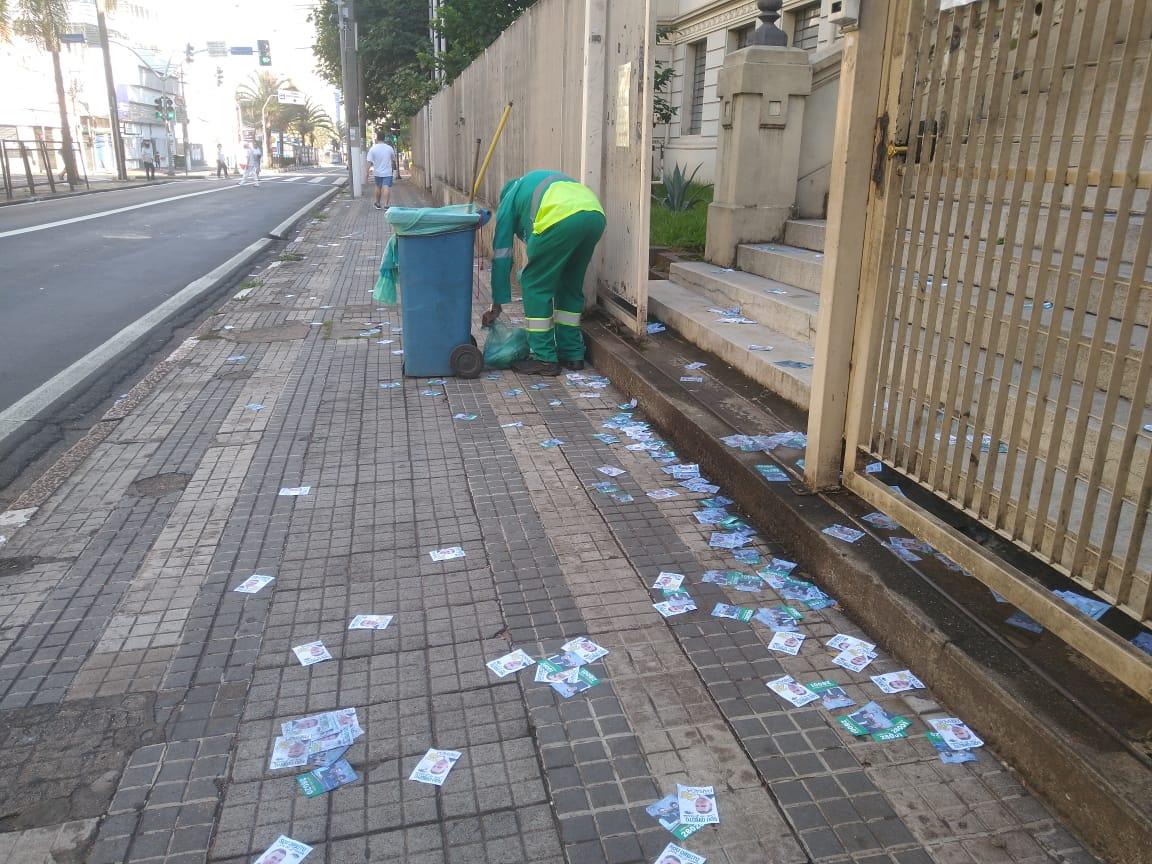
[584,316,1152,864]
[269,182,344,240]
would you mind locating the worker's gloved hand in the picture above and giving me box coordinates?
[482,304,502,327]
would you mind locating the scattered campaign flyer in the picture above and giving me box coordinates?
[610,493,635,504]
[420,390,443,397]
[486,649,536,678]
[676,784,719,826]
[833,646,877,673]
[711,603,754,622]
[693,508,731,525]
[452,413,478,421]
[429,546,466,561]
[823,524,866,543]
[1005,610,1044,633]
[865,461,884,474]
[562,637,609,664]
[293,641,332,667]
[702,570,737,586]
[680,376,704,383]
[540,438,564,448]
[278,486,311,496]
[806,679,855,710]
[591,481,620,493]
[754,606,802,631]
[756,464,790,482]
[234,574,274,594]
[500,421,524,428]
[681,479,720,494]
[1053,589,1111,620]
[592,433,620,444]
[647,489,681,500]
[827,633,876,654]
[702,495,734,508]
[409,749,461,786]
[927,731,978,764]
[535,652,583,684]
[654,596,697,617]
[861,512,902,531]
[253,836,313,864]
[758,558,798,583]
[348,614,392,630]
[928,717,984,750]
[645,794,701,841]
[379,381,402,389]
[1133,632,1152,655]
[768,631,805,656]
[653,842,706,864]
[709,531,753,549]
[269,728,356,771]
[871,671,924,694]
[297,758,358,797]
[730,574,765,592]
[282,709,362,741]
[551,667,600,698]
[597,465,627,477]
[838,701,906,738]
[685,362,706,370]
[653,572,685,591]
[732,548,761,565]
[767,675,821,707]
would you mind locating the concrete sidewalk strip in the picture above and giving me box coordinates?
[0,181,1096,864]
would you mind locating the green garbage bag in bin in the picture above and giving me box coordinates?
[373,205,486,306]
[483,321,529,368]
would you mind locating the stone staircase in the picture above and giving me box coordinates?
[648,218,826,410]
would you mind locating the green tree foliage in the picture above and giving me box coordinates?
[309,0,538,123]
[1,0,80,184]
[236,71,295,157]
[290,98,335,147]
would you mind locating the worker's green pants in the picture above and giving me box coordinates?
[521,210,606,363]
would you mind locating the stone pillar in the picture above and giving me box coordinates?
[705,46,812,267]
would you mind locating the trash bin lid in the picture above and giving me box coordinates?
[385,204,485,236]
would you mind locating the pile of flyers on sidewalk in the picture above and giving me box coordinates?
[270,708,363,798]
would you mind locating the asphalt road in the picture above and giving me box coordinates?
[0,168,345,480]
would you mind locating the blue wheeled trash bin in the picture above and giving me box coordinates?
[374,205,491,379]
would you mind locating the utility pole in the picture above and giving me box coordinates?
[337,0,363,197]
[95,0,126,180]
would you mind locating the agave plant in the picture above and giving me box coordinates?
[654,163,711,212]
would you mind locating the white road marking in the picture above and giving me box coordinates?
[308,175,325,184]
[331,177,344,185]
[281,176,301,182]
[0,184,241,240]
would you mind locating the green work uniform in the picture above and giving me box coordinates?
[491,170,606,363]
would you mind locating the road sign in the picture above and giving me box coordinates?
[61,33,86,43]
[207,41,227,57]
[229,46,254,55]
[277,90,305,105]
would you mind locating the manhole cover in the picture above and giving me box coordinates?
[223,324,310,342]
[127,472,190,497]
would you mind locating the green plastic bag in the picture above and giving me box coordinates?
[483,321,529,369]
[374,205,486,306]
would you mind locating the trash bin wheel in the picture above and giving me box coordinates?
[450,343,484,379]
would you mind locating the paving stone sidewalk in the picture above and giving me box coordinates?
[0,181,1097,864]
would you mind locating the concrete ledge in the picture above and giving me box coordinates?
[737,241,825,291]
[668,260,818,344]
[784,218,827,252]
[584,315,1152,864]
[649,279,813,409]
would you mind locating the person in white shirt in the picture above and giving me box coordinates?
[238,141,261,187]
[366,130,398,210]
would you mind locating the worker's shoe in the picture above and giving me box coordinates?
[559,358,585,371]
[511,358,561,377]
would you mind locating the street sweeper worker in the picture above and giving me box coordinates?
[481,170,606,376]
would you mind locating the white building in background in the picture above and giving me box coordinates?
[654,0,844,216]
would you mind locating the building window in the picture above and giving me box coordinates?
[685,39,707,135]
[792,3,821,51]
[728,23,755,52]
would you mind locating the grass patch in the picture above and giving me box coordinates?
[313,212,328,221]
[650,182,712,253]
[277,251,305,262]
[237,278,263,291]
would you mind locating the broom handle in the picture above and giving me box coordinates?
[470,102,512,204]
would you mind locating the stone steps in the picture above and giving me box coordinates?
[737,242,826,293]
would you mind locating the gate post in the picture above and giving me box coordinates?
[705,46,811,267]
[804,4,894,490]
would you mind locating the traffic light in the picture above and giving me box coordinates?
[257,39,271,66]
[154,96,175,121]
[154,96,163,120]
[185,42,195,63]
[216,66,224,87]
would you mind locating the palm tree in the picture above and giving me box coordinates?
[236,71,291,162]
[0,0,81,186]
[289,98,333,165]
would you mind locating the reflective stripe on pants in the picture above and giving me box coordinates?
[525,316,553,333]
[554,309,581,327]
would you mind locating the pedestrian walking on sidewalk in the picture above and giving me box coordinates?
[482,170,606,376]
[216,143,229,179]
[237,141,261,187]
[366,130,398,210]
[140,140,156,181]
